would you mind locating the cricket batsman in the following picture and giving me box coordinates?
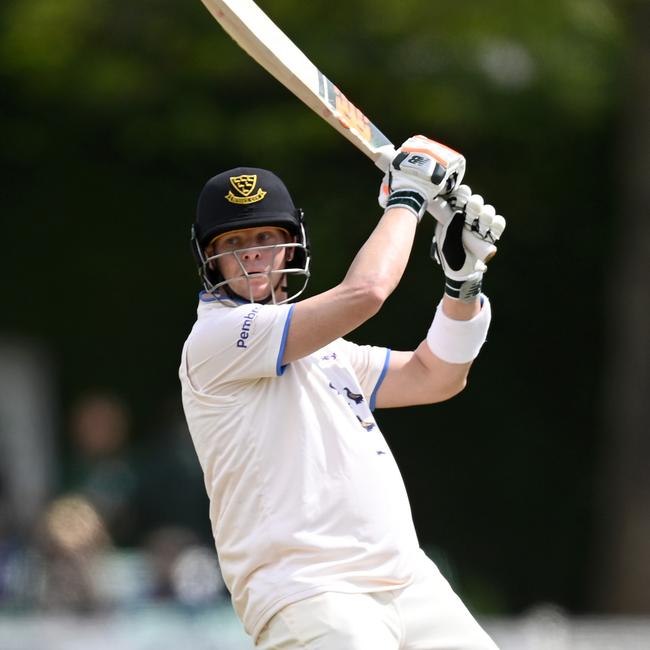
[179,135,505,649]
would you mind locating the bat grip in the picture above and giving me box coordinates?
[373,145,396,173]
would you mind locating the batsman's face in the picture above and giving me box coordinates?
[207,226,293,301]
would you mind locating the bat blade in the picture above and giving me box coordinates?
[200,0,396,171]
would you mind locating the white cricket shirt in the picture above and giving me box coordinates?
[179,295,421,639]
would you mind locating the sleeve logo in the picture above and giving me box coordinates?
[225,174,267,205]
[237,306,260,348]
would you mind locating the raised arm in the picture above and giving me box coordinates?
[282,136,466,364]
[376,184,507,407]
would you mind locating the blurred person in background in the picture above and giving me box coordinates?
[136,397,211,545]
[62,391,139,547]
[18,392,138,612]
[36,494,111,612]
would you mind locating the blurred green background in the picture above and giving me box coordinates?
[1,0,649,630]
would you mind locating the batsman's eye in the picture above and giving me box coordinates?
[219,236,241,250]
[257,231,276,244]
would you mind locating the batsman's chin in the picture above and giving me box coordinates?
[227,276,274,302]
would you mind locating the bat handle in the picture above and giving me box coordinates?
[373,144,397,173]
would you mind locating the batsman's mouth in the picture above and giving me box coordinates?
[239,264,275,277]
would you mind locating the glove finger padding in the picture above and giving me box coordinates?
[430,184,506,301]
[489,214,506,240]
[461,229,496,272]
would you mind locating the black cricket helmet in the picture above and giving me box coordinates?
[191,167,311,304]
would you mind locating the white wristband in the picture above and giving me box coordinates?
[426,295,492,363]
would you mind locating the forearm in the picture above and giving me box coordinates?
[441,294,481,321]
[341,207,418,301]
[376,296,491,407]
[281,207,417,364]
[415,296,490,397]
[413,340,472,397]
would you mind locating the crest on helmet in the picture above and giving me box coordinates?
[225,174,267,205]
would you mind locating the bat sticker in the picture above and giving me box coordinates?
[317,72,392,150]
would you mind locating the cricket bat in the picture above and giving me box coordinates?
[199,0,397,171]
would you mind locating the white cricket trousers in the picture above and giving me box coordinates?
[256,557,498,650]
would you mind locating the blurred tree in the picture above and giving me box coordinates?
[596,0,650,614]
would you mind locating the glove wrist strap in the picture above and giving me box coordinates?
[385,189,426,222]
[444,275,483,302]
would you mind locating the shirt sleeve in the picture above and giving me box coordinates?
[185,302,295,392]
[336,339,391,411]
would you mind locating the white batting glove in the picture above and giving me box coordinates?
[429,185,506,301]
[378,135,466,222]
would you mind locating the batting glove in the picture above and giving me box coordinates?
[378,135,466,222]
[429,185,506,301]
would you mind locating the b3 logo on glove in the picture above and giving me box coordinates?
[392,136,466,192]
[405,154,430,167]
[378,135,467,222]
